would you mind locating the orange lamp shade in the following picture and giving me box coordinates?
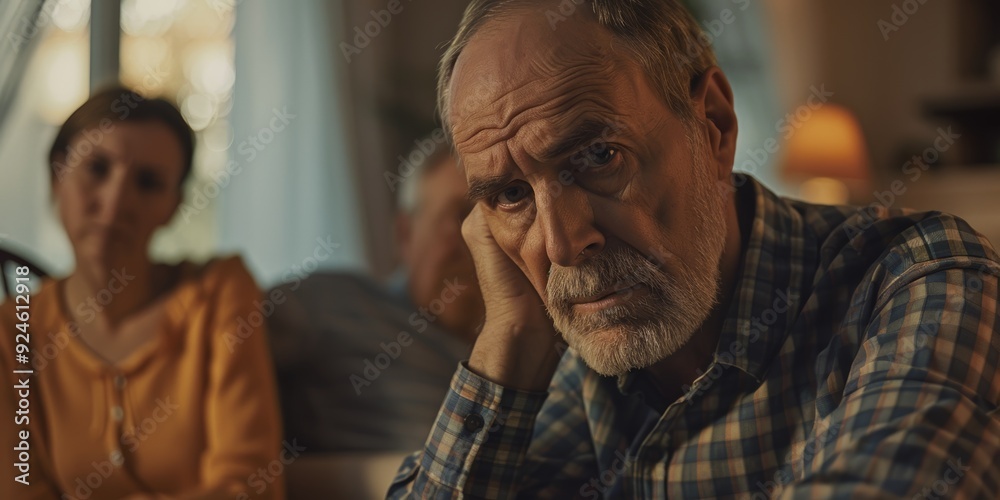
[780,104,872,181]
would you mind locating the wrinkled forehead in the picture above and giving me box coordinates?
[447,6,620,148]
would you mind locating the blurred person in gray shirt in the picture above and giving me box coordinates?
[268,135,484,452]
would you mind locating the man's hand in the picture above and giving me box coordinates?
[463,205,564,391]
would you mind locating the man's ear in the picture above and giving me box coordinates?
[690,66,738,181]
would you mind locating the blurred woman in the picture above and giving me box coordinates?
[0,87,284,499]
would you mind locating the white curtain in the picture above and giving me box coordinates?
[0,2,74,278]
[221,0,367,287]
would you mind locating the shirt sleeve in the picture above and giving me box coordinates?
[387,350,598,499]
[190,257,287,500]
[783,260,1000,499]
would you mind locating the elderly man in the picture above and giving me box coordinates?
[388,1,1000,498]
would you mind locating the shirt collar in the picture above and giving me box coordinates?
[718,175,816,381]
[617,174,817,395]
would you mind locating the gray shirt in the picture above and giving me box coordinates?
[267,272,470,453]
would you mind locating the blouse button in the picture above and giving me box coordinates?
[109,449,124,467]
[111,406,124,422]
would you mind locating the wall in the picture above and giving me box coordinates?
[765,0,966,182]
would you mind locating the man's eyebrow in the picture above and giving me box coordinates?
[467,172,514,203]
[539,118,621,163]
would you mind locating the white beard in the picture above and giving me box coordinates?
[546,138,729,376]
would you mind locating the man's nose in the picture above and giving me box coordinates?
[537,188,604,267]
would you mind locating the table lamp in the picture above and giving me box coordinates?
[779,104,872,205]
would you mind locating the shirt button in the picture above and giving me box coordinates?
[111,406,124,422]
[463,413,485,433]
[114,375,126,390]
[110,449,124,467]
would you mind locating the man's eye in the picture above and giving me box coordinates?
[496,184,531,206]
[576,144,619,170]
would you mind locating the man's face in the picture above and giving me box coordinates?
[449,7,732,375]
[400,156,484,339]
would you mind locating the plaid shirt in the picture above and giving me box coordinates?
[387,175,1000,499]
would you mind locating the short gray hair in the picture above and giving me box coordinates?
[436,0,718,143]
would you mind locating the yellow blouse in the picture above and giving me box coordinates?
[1,256,285,499]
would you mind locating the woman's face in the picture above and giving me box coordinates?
[54,121,186,268]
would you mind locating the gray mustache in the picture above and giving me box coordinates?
[546,246,665,308]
